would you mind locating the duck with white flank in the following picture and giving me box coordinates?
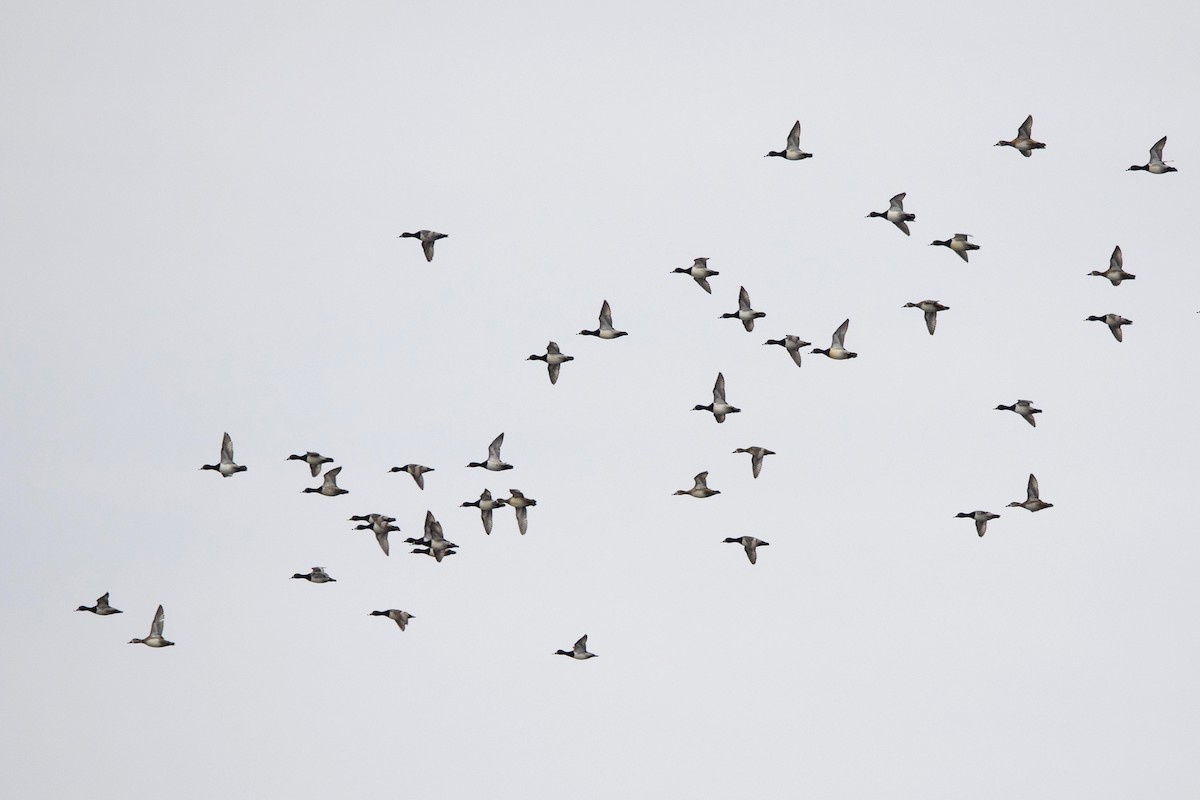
[504,489,537,535]
[930,233,980,263]
[390,463,434,490]
[1128,136,1177,173]
[461,489,508,535]
[904,300,949,335]
[693,372,740,423]
[408,511,458,562]
[129,604,174,647]
[303,466,348,496]
[398,230,448,261]
[77,592,122,615]
[292,567,336,583]
[956,511,1000,537]
[527,341,574,385]
[765,120,811,160]
[370,610,414,631]
[1008,473,1054,512]
[733,446,775,479]
[995,399,1042,427]
[671,257,719,294]
[674,471,720,498]
[995,115,1046,157]
[555,634,597,659]
[721,286,766,332]
[723,536,769,564]
[201,432,247,477]
[1089,246,1135,286]
[763,335,811,368]
[354,518,399,556]
[867,192,916,235]
[468,433,513,471]
[349,513,395,525]
[579,300,628,339]
[286,451,332,477]
[812,318,857,359]
[1086,313,1132,342]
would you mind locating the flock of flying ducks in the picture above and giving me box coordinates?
[78,117,1180,656]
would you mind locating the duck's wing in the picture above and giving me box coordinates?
[150,604,165,637]
[220,432,234,464]
[1111,246,1122,269]
[322,466,342,489]
[481,507,493,535]
[547,341,561,356]
[889,192,906,211]
[515,505,529,535]
[412,469,425,490]
[488,433,505,459]
[1027,473,1040,501]
[831,318,849,350]
[738,286,751,311]
[713,372,727,404]
[96,592,111,609]
[423,510,436,541]
[953,233,972,241]
[788,347,803,368]
[975,518,988,537]
[1150,136,1167,166]
[924,310,937,335]
[574,635,589,655]
[1018,115,1033,139]
[548,362,560,385]
[376,530,390,556]
[786,120,802,150]
[894,219,911,236]
[1110,322,1123,342]
[599,300,614,331]
[751,452,764,479]
[694,274,713,294]
[693,471,709,490]
[744,541,758,564]
[309,460,322,477]
[421,238,436,262]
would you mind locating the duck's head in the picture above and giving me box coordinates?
[75,605,90,612]
[301,487,319,493]
[994,140,1012,147]
[128,638,143,644]
[200,463,218,471]
[527,354,546,361]
[554,649,572,656]
[930,240,949,247]
[670,267,689,274]
[903,302,918,308]
[1126,164,1147,171]
[398,231,418,238]
[673,490,688,496]
[954,512,973,519]
[811,347,828,355]
[722,537,741,543]
[719,312,738,319]
[994,404,1013,411]
[1085,316,1104,322]
[1006,501,1023,508]
[291,573,308,579]
[286,454,303,461]
[867,211,884,218]
[764,150,784,158]
[578,329,598,336]
[460,500,478,507]
[692,404,712,412]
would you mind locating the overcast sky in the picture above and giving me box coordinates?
[3,1,1198,798]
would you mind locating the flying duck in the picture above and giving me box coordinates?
[721,286,766,332]
[995,115,1046,157]
[765,120,812,160]
[995,399,1042,427]
[76,592,122,615]
[1086,313,1132,342]
[291,567,336,583]
[671,257,719,294]
[733,446,775,479]
[579,300,628,339]
[930,233,980,263]
[398,230,448,261]
[467,433,513,471]
[349,513,395,525]
[812,318,857,359]
[201,432,247,477]
[763,335,811,368]
[693,372,740,423]
[390,463,434,490]
[723,536,769,564]
[904,300,949,335]
[128,604,174,647]
[867,192,916,235]
[370,609,414,631]
[354,519,399,556]
[504,489,537,535]
[408,512,458,561]
[286,451,333,477]
[555,634,598,659]
[675,471,720,498]
[461,489,508,535]
[303,466,348,496]
[1128,136,1177,173]
[956,511,1000,537]
[527,341,574,385]
[1008,473,1054,512]
[1089,246,1135,285]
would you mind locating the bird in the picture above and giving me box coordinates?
[349,513,395,525]
[693,372,741,423]
[76,592,122,615]
[675,471,720,498]
[291,567,336,583]
[1086,314,1132,342]
[200,432,247,477]
[1089,246,1136,285]
[763,335,811,368]
[390,463,434,490]
[732,446,775,479]
[867,192,916,235]
[467,433,513,471]
[461,489,508,535]
[1128,136,1177,173]
[504,489,537,535]
[930,233,980,263]
[303,466,348,496]
[995,399,1042,427]
[671,257,720,294]
[354,519,399,556]
[812,318,857,359]
[578,300,628,339]
[765,120,811,160]
[408,512,458,562]
[1008,473,1054,512]
[555,634,598,659]
[527,341,574,385]
[286,451,333,477]
[904,300,949,335]
[398,230,448,261]
[723,536,769,564]
[994,115,1046,157]
[956,511,1000,537]
[720,286,766,332]
[370,609,414,631]
[128,604,174,647]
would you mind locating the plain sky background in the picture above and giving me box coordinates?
[3,1,1198,797]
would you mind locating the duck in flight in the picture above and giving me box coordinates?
[370,609,414,631]
[286,451,333,477]
[201,432,247,477]
[354,518,399,556]
[672,257,720,294]
[1086,313,1132,342]
[390,463,434,490]
[693,372,741,423]
[468,433,513,471]
[721,286,766,332]
[733,446,775,479]
[291,566,336,583]
[763,335,811,368]
[76,592,122,615]
[867,192,916,235]
[504,489,537,535]
[129,604,174,647]
[995,115,1046,157]
[723,536,769,564]
[1128,136,1177,173]
[955,511,1000,538]
[674,471,720,498]
[765,120,812,160]
[303,466,348,496]
[555,634,598,659]
[995,399,1042,427]
[527,341,574,385]
[812,318,857,359]
[578,300,628,339]
[398,230,448,261]
[1008,473,1054,512]
[461,489,508,535]
[1088,246,1135,286]
[930,233,980,263]
[904,300,949,335]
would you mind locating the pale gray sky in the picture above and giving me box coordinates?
[3,1,1198,798]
